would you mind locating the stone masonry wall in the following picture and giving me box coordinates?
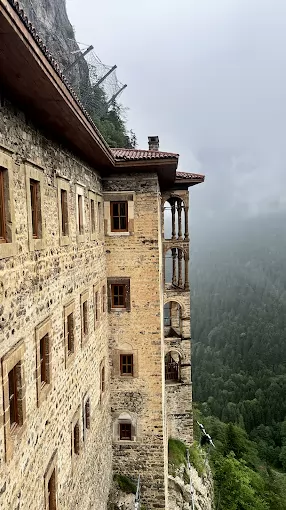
[0,100,112,509]
[103,174,168,510]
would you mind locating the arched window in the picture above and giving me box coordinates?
[165,351,182,382]
[114,412,137,442]
[164,301,182,338]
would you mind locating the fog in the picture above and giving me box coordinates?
[67,0,286,241]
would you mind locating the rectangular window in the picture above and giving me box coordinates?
[97,202,102,233]
[0,168,7,243]
[111,284,126,308]
[102,285,106,313]
[8,365,19,429]
[40,334,49,386]
[78,194,84,235]
[119,423,132,441]
[48,469,57,510]
[61,189,68,236]
[101,365,105,394]
[111,201,128,232]
[120,354,134,376]
[84,398,90,431]
[90,198,96,234]
[66,312,74,355]
[30,179,41,239]
[94,290,99,323]
[73,422,80,455]
[82,300,88,336]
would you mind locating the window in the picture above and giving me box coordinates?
[35,318,52,406]
[83,300,88,335]
[84,398,90,431]
[119,423,132,440]
[94,288,99,324]
[90,198,96,234]
[2,341,26,461]
[101,365,105,395]
[66,313,74,355]
[60,189,68,236]
[30,179,41,238]
[0,167,7,243]
[44,453,57,510]
[73,422,80,455]
[102,285,106,313]
[111,201,128,232]
[40,334,49,386]
[120,354,134,376]
[97,201,102,233]
[108,278,131,312]
[78,194,84,235]
[111,284,125,308]
[8,365,19,429]
[47,469,56,510]
[81,291,89,344]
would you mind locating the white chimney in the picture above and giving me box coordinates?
[148,136,159,151]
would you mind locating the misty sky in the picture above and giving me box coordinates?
[67,0,286,234]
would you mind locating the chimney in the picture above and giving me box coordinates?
[148,136,160,151]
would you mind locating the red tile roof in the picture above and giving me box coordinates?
[176,171,205,180]
[111,149,179,161]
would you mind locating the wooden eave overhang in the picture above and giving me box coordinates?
[0,0,114,168]
[113,157,178,189]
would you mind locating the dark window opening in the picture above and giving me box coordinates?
[111,284,126,308]
[90,199,96,233]
[30,179,41,239]
[73,422,80,455]
[40,334,49,386]
[82,300,88,336]
[94,290,99,322]
[61,189,68,236]
[8,365,19,429]
[78,194,84,235]
[85,399,90,430]
[119,422,132,440]
[101,365,105,394]
[66,312,74,355]
[111,201,128,232]
[120,354,133,376]
[0,168,7,243]
[102,286,106,313]
[48,469,57,510]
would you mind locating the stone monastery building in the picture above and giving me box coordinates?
[0,1,204,509]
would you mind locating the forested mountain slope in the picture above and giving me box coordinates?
[191,212,286,467]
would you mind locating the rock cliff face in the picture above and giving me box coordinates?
[168,464,214,510]
[18,0,88,88]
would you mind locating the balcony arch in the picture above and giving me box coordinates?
[165,350,182,382]
[163,196,189,241]
[164,247,189,290]
[164,301,183,338]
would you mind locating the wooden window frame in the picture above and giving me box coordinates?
[44,452,58,510]
[71,408,81,470]
[93,286,99,327]
[120,354,134,376]
[108,278,131,312]
[2,340,26,461]
[76,185,85,243]
[119,422,132,441]
[25,163,45,251]
[102,285,106,313]
[30,179,40,239]
[80,291,89,345]
[57,177,70,246]
[111,284,126,309]
[35,318,52,406]
[0,150,16,258]
[83,395,91,443]
[100,360,106,403]
[64,300,75,368]
[110,201,128,232]
[61,189,68,237]
[73,421,80,455]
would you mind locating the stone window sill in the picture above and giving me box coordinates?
[60,235,71,247]
[37,383,52,407]
[0,242,17,260]
[65,351,75,369]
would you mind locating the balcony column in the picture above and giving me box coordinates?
[171,200,176,240]
[178,201,183,240]
[184,252,189,290]
[172,248,177,286]
[178,250,183,287]
[184,206,189,240]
